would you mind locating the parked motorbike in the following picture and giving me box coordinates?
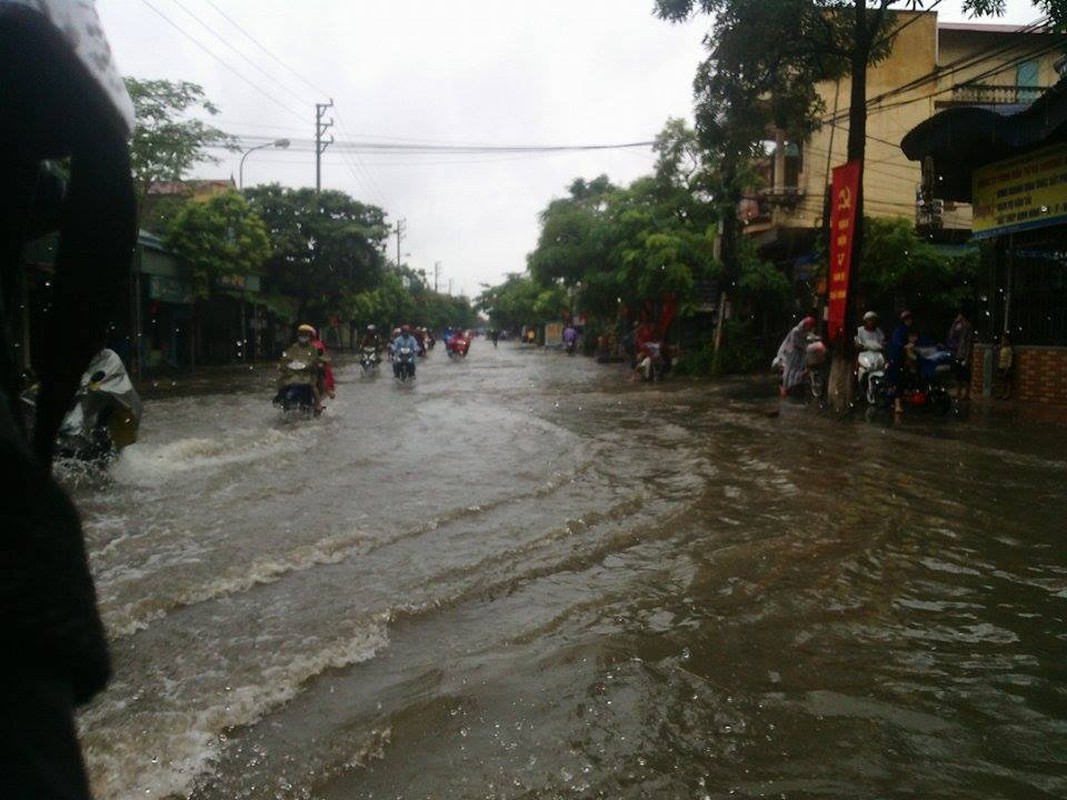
[635,341,666,382]
[393,346,417,381]
[274,358,320,417]
[856,345,887,406]
[870,345,953,415]
[805,335,829,402]
[21,349,142,463]
[359,346,381,377]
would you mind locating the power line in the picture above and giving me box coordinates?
[202,0,333,99]
[137,0,306,124]
[162,0,309,109]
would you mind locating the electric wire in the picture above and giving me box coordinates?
[162,0,310,110]
[137,0,307,124]
[202,0,334,99]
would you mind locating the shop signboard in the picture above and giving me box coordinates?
[972,143,1067,239]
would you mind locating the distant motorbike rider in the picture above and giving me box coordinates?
[358,324,383,362]
[362,326,384,356]
[391,324,420,378]
[279,324,328,412]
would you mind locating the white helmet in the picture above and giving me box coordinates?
[863,311,878,322]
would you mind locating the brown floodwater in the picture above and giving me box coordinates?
[66,341,1067,799]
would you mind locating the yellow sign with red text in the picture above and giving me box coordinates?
[972,143,1067,239]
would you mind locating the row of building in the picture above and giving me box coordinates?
[741,12,1067,405]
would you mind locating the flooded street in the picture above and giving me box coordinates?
[66,341,1067,800]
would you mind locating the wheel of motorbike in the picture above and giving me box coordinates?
[930,387,952,416]
[868,375,889,408]
[809,370,825,403]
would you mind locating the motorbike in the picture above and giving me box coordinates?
[446,333,470,359]
[393,346,417,381]
[869,345,953,415]
[805,335,829,402]
[635,341,666,382]
[856,345,887,406]
[273,358,320,417]
[564,338,576,356]
[359,346,381,377]
[21,349,143,463]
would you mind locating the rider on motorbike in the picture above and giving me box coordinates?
[855,311,885,352]
[854,311,886,404]
[279,324,328,412]
[358,324,383,362]
[391,324,420,379]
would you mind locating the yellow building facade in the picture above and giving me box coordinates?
[745,12,1066,242]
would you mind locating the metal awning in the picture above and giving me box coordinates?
[900,78,1067,202]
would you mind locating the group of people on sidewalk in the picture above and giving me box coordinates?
[775,307,1013,409]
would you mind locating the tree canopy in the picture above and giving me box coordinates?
[165,191,270,299]
[125,78,236,205]
[244,184,390,321]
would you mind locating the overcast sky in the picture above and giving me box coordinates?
[97,0,1045,299]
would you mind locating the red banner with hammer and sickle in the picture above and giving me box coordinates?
[828,159,862,343]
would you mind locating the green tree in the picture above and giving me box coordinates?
[244,184,389,321]
[165,191,270,298]
[656,0,1062,404]
[125,78,237,206]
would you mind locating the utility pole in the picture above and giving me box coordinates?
[395,218,406,265]
[434,261,440,293]
[315,100,334,192]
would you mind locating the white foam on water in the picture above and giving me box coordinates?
[109,427,306,488]
[83,616,391,800]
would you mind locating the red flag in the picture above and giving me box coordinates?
[827,160,862,343]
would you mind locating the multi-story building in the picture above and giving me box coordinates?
[741,12,1066,258]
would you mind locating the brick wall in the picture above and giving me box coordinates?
[972,344,1067,404]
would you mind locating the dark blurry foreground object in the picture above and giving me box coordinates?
[0,1,137,797]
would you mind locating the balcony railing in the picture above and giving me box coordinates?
[946,83,1046,106]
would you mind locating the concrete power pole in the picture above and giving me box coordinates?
[315,100,334,192]
[395,218,406,266]
[434,261,440,293]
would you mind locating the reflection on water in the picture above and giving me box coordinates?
[68,345,1067,799]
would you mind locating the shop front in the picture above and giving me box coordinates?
[902,79,1067,404]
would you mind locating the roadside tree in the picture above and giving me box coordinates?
[125,78,236,211]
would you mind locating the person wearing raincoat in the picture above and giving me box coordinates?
[278,324,328,412]
[774,316,816,397]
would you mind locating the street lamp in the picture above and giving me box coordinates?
[239,138,290,189]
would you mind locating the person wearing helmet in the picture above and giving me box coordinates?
[279,324,327,412]
[390,324,421,379]
[855,310,885,352]
[358,324,383,364]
